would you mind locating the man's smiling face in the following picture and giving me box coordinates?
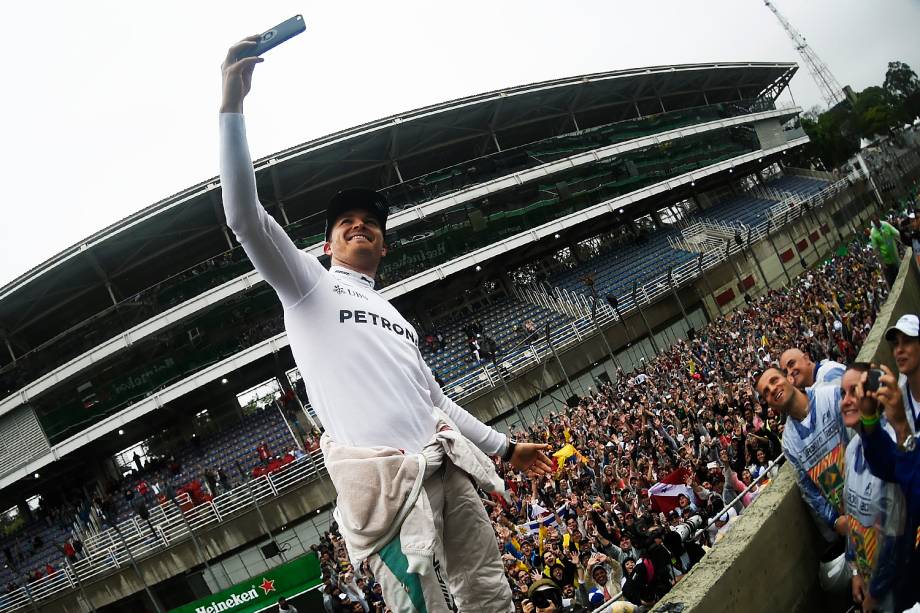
[323,208,387,272]
[756,367,795,414]
[780,348,814,389]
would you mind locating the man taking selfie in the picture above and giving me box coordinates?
[219,35,552,613]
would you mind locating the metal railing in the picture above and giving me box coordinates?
[441,171,866,404]
[0,450,328,612]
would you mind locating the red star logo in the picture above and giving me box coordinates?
[259,577,275,595]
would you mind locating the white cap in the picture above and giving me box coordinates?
[885,314,920,341]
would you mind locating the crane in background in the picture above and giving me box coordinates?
[764,0,846,108]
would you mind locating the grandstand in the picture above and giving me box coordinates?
[0,61,882,611]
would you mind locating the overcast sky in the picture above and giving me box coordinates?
[1,1,918,288]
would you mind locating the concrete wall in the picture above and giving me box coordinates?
[753,118,786,150]
[651,252,920,613]
[859,251,920,367]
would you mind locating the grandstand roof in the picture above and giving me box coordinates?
[0,62,796,346]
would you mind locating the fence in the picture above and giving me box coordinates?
[0,450,328,612]
[442,171,866,404]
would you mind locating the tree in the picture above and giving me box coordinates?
[883,61,920,124]
[797,103,859,168]
[883,61,919,100]
[783,59,917,169]
[852,86,899,138]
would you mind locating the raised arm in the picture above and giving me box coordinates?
[219,38,323,308]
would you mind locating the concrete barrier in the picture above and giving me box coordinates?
[652,464,825,613]
[857,249,920,366]
[652,250,919,613]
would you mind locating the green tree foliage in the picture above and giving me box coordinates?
[798,104,859,168]
[852,86,899,138]
[884,61,919,100]
[797,60,918,168]
[883,61,920,123]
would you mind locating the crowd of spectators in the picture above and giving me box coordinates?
[312,224,894,612]
[6,186,917,610]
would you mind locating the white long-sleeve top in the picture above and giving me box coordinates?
[219,113,507,456]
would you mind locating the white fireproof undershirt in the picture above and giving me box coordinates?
[219,113,507,456]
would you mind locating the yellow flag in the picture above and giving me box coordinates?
[553,444,577,461]
[538,525,547,556]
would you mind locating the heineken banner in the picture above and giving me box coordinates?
[171,554,322,613]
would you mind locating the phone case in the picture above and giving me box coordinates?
[238,15,306,59]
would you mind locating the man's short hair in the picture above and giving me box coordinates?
[845,362,872,375]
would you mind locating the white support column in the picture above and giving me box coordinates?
[392,160,405,183]
[277,202,291,226]
[105,282,118,306]
[222,226,235,250]
[491,131,501,152]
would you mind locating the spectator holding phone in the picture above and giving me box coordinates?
[838,364,909,613]
[855,363,920,610]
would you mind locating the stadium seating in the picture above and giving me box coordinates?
[108,407,299,522]
[696,195,778,227]
[765,175,828,198]
[423,173,827,384]
[421,300,572,383]
[0,407,300,589]
[382,103,746,211]
[0,113,767,407]
[0,517,71,590]
[552,231,696,301]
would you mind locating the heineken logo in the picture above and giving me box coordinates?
[194,577,275,613]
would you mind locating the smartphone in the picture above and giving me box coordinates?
[237,15,306,60]
[865,368,885,392]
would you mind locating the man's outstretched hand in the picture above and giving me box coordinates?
[510,443,554,477]
[220,36,264,114]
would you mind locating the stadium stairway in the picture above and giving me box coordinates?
[420,299,573,385]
